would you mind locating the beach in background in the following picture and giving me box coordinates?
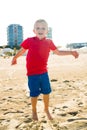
[0,49,87,130]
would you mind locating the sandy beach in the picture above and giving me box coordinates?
[0,52,87,130]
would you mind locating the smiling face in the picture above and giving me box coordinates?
[33,20,48,39]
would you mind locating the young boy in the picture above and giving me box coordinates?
[11,19,79,121]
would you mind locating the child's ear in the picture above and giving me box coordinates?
[33,29,35,33]
[33,29,35,32]
[46,30,48,34]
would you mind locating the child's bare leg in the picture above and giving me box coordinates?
[31,97,38,121]
[43,94,53,120]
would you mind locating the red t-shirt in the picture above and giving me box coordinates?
[21,37,57,76]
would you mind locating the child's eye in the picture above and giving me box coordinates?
[42,28,45,30]
[36,27,46,30]
[36,27,40,30]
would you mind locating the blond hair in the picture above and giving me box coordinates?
[34,19,48,29]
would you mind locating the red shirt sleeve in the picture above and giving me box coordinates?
[20,38,30,49]
[49,40,57,50]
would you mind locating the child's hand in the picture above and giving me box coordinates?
[71,51,79,58]
[11,57,17,65]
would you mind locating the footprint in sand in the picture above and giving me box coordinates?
[51,79,58,82]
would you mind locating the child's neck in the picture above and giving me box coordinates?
[36,36,46,40]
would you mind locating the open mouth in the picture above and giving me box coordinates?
[38,33,43,35]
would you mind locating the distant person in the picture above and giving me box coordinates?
[11,19,79,121]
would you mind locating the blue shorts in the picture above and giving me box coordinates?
[28,72,51,97]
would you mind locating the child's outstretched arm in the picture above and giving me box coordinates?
[53,49,79,58]
[11,48,26,65]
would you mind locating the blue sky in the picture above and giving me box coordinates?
[0,0,87,46]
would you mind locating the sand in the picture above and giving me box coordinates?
[0,52,87,130]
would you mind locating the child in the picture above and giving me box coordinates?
[11,19,79,121]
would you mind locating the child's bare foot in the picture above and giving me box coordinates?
[32,112,38,121]
[45,110,53,120]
